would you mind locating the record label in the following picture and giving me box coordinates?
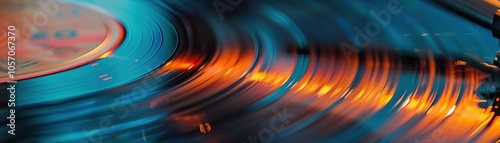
[0,1,125,82]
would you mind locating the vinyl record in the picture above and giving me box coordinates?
[1,0,500,143]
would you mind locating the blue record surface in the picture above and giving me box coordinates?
[1,0,500,142]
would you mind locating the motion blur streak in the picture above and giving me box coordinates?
[2,0,500,143]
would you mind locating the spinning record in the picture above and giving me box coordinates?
[1,1,179,142]
[2,0,500,143]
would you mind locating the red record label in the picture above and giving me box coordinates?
[0,1,125,82]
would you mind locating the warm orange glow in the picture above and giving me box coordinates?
[318,85,332,96]
[446,105,456,117]
[199,123,211,134]
[248,72,288,85]
[277,49,498,142]
[99,51,113,59]
[249,72,265,81]
[454,60,467,66]
[150,44,499,142]
[485,0,500,9]
[159,59,198,71]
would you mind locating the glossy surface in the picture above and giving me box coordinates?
[1,0,499,142]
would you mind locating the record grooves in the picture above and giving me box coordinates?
[1,0,500,143]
